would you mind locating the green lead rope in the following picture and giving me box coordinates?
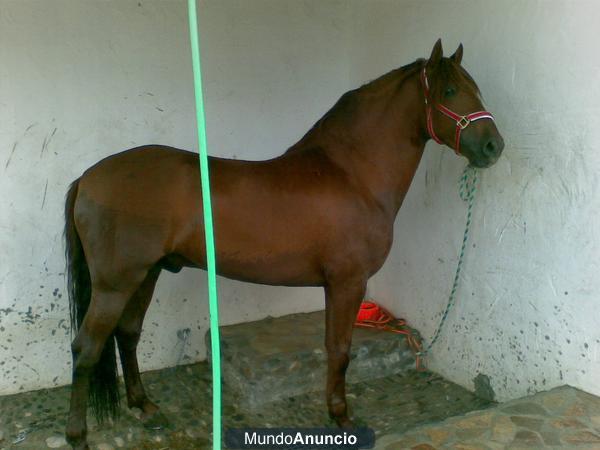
[418,165,479,358]
[187,1,222,449]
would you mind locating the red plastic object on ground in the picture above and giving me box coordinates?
[356,301,384,322]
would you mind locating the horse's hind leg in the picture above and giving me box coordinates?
[66,283,140,450]
[115,266,167,429]
[324,275,366,427]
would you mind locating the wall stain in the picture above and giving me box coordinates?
[4,123,38,169]
[473,374,495,401]
[40,127,57,157]
[5,142,18,169]
[41,179,48,210]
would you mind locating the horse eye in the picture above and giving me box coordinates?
[444,86,456,98]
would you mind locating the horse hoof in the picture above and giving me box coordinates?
[67,441,90,450]
[141,410,170,430]
[335,416,355,429]
[66,433,90,450]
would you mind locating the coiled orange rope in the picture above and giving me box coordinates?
[355,301,424,371]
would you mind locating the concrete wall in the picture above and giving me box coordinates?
[2,0,599,405]
[354,1,600,401]
[0,0,350,395]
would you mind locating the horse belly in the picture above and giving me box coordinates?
[177,193,328,286]
[214,232,325,287]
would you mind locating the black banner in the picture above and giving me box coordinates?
[224,428,375,449]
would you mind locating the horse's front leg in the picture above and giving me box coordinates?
[324,275,366,427]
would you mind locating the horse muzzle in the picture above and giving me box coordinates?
[466,132,504,168]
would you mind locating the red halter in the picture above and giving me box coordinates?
[420,66,494,155]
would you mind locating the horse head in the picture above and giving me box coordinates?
[422,39,504,168]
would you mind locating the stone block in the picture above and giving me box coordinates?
[207,310,416,408]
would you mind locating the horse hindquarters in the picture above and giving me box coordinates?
[64,180,149,449]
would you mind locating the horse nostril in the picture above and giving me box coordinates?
[483,139,498,157]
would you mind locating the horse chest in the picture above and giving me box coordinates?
[320,200,394,278]
[363,218,394,275]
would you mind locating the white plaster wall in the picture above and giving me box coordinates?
[351,1,600,401]
[0,0,350,394]
[2,0,599,404]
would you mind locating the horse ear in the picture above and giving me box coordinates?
[450,43,463,64]
[427,38,443,68]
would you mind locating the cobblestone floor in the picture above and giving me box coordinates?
[3,361,597,450]
[375,385,600,449]
[0,362,490,449]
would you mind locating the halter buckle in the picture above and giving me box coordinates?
[457,116,470,130]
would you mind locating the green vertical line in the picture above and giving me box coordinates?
[187,1,222,448]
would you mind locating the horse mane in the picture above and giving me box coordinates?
[289,56,480,150]
[357,59,425,94]
[317,60,424,129]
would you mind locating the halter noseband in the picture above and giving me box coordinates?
[420,65,494,155]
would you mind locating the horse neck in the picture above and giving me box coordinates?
[298,72,428,219]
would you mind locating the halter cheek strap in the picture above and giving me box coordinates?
[420,66,494,155]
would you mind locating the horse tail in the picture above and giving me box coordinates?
[65,179,120,422]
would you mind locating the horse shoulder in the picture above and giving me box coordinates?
[316,183,394,280]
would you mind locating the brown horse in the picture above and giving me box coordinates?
[64,40,503,449]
